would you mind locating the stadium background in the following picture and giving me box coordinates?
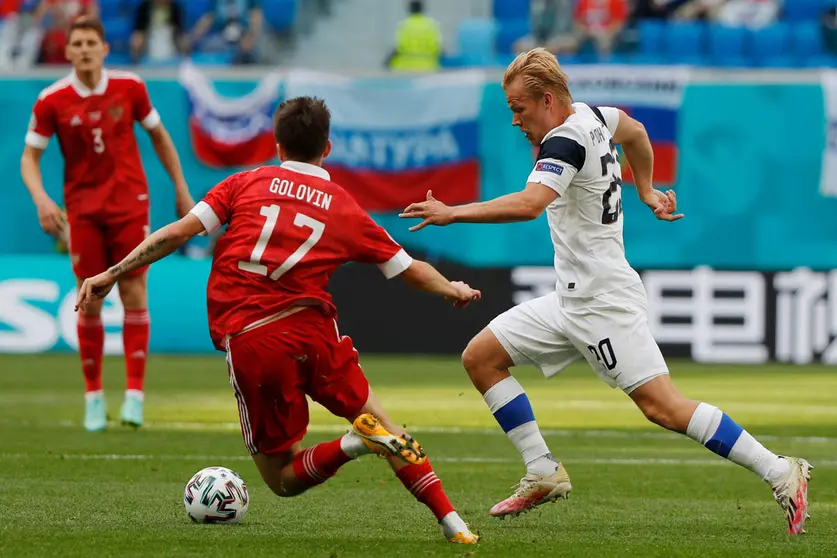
[1,1,836,556]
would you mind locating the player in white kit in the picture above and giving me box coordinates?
[400,48,813,535]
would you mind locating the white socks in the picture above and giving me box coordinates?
[686,402,790,484]
[439,511,470,539]
[483,377,557,476]
[339,432,371,459]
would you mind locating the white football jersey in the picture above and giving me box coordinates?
[527,102,642,298]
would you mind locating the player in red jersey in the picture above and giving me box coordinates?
[75,96,483,544]
[20,16,194,432]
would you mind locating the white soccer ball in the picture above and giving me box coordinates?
[183,466,250,524]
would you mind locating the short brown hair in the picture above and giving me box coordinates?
[273,97,331,162]
[502,48,572,104]
[67,15,106,43]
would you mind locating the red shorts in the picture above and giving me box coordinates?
[224,309,370,455]
[67,212,150,279]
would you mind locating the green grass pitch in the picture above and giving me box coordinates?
[0,354,835,557]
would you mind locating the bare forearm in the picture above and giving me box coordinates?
[21,154,49,203]
[400,260,458,298]
[452,193,541,224]
[151,129,188,195]
[107,223,189,279]
[622,136,654,198]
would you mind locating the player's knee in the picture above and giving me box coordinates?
[117,276,148,309]
[461,342,481,374]
[639,402,678,431]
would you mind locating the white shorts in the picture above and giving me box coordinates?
[488,283,669,393]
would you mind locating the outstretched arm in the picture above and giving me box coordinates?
[398,259,481,307]
[75,215,205,310]
[399,183,557,231]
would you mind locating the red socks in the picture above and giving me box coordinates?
[396,459,455,521]
[77,313,104,392]
[292,439,353,486]
[123,309,150,391]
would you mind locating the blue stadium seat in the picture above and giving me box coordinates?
[790,21,824,60]
[99,0,125,21]
[105,51,132,66]
[783,0,827,21]
[496,18,530,54]
[493,0,530,21]
[755,54,796,68]
[457,19,498,66]
[263,0,297,32]
[663,22,706,63]
[749,23,789,65]
[708,24,747,65]
[630,53,665,65]
[638,19,665,56]
[103,17,132,51]
[185,0,213,29]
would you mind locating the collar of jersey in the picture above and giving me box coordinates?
[69,69,109,98]
[280,161,331,181]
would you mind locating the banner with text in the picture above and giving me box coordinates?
[564,65,691,185]
[284,70,484,211]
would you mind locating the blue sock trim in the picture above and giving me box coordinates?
[704,413,744,458]
[492,393,536,433]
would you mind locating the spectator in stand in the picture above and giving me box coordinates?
[131,0,184,64]
[513,0,576,55]
[386,0,443,72]
[573,0,629,57]
[36,0,98,64]
[712,0,777,28]
[186,0,263,65]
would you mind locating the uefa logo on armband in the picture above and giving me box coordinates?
[536,161,563,175]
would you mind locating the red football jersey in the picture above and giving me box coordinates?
[190,162,413,350]
[25,69,161,220]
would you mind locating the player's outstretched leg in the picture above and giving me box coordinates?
[629,375,813,535]
[462,328,571,518]
[76,290,106,432]
[356,393,480,545]
[117,275,149,428]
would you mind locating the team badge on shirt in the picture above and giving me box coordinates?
[109,105,124,121]
[535,161,564,175]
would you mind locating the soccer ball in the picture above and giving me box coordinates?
[183,466,249,524]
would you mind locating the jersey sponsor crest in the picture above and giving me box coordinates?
[284,69,483,211]
[179,62,282,169]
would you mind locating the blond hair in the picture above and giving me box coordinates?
[502,48,572,104]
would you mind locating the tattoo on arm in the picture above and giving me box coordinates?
[108,236,168,278]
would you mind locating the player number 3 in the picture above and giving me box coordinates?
[239,204,325,281]
[92,127,105,154]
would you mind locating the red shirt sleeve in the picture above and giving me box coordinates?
[25,97,56,150]
[189,173,240,233]
[132,79,161,130]
[346,202,413,279]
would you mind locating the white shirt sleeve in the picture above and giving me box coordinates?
[597,106,620,136]
[527,130,587,196]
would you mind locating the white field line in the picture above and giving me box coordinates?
[1,418,836,446]
[1,452,836,468]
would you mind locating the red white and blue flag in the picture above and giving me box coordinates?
[284,69,484,211]
[565,65,690,185]
[180,63,283,168]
